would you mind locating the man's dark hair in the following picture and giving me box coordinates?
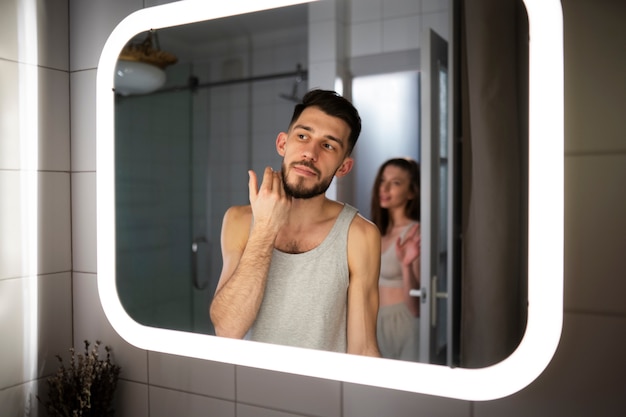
[288,89,362,155]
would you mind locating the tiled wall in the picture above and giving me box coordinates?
[1,0,625,416]
[0,0,73,415]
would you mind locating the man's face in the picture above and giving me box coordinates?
[276,106,354,199]
[281,159,334,199]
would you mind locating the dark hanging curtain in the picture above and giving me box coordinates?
[458,0,529,368]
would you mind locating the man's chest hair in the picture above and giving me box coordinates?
[274,218,335,254]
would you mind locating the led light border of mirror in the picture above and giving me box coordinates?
[97,0,563,401]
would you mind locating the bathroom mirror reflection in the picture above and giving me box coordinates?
[113,0,530,368]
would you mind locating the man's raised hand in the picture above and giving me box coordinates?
[248,167,291,233]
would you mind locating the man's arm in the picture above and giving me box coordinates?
[209,206,270,338]
[210,167,291,338]
[346,215,382,357]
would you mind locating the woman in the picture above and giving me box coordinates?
[370,157,421,361]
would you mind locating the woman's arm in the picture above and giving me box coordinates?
[396,223,421,316]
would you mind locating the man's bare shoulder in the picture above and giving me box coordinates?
[222,205,253,246]
[347,212,381,257]
[224,205,252,223]
[349,212,381,240]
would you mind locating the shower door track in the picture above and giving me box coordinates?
[150,67,308,95]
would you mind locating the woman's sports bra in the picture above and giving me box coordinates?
[378,222,418,288]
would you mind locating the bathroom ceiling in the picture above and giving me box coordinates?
[160,3,308,43]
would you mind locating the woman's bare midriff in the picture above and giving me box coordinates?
[378,286,406,307]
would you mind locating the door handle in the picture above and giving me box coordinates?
[430,275,448,327]
[409,289,423,298]
[191,237,209,290]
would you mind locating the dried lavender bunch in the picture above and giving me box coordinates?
[43,340,121,417]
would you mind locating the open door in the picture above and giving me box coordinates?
[419,28,456,366]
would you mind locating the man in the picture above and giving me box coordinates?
[210,89,381,357]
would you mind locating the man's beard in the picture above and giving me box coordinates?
[281,161,335,199]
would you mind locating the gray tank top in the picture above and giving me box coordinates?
[247,204,358,353]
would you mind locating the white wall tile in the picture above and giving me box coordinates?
[252,131,283,169]
[148,352,235,400]
[309,19,339,62]
[421,11,450,42]
[474,313,626,417]
[0,0,19,62]
[238,403,311,417]
[563,0,626,153]
[72,271,149,383]
[343,382,469,417]
[272,42,308,74]
[0,62,70,171]
[350,0,382,23]
[0,171,71,279]
[38,272,73,374]
[564,153,626,315]
[0,0,68,70]
[309,0,337,23]
[383,0,421,19]
[274,99,296,129]
[253,46,276,75]
[422,0,449,14]
[39,172,72,273]
[113,379,149,417]
[252,103,277,135]
[38,0,70,71]
[350,20,383,57]
[39,67,71,171]
[0,380,42,417]
[307,60,339,91]
[149,385,235,417]
[0,171,26,279]
[252,82,278,106]
[69,0,142,71]
[237,367,341,417]
[0,60,19,171]
[0,273,71,388]
[71,172,97,273]
[253,28,307,70]
[70,69,97,172]
[382,15,420,53]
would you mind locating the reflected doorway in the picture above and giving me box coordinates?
[351,71,420,220]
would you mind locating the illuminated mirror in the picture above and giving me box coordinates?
[97,0,563,400]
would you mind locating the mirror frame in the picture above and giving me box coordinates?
[96,0,563,400]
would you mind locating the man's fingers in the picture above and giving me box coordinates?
[259,166,275,192]
[273,171,283,195]
[248,170,258,202]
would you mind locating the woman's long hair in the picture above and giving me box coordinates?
[370,158,421,235]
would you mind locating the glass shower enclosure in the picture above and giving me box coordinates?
[114,63,300,335]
